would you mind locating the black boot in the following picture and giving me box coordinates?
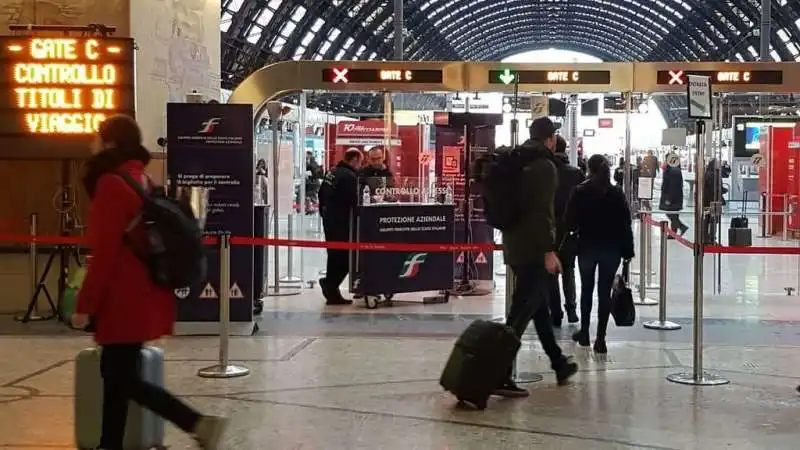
[320,278,352,305]
[566,309,579,324]
[553,356,578,386]
[572,330,590,347]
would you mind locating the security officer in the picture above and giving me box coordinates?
[318,148,362,305]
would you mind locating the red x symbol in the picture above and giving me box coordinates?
[333,68,349,83]
[668,70,684,85]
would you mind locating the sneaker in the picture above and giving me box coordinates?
[566,310,579,324]
[194,415,229,450]
[493,381,530,398]
[572,330,590,347]
[554,357,579,386]
[594,339,608,354]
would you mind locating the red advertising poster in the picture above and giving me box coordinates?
[598,118,614,128]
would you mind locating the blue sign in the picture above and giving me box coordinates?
[167,103,254,322]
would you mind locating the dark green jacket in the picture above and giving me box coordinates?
[501,140,558,267]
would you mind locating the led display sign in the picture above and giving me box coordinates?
[321,67,443,84]
[657,69,783,85]
[490,70,612,85]
[0,37,136,136]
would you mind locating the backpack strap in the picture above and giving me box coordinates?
[117,171,151,233]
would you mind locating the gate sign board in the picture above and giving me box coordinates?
[0,36,136,137]
[686,74,712,119]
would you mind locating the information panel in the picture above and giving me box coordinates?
[322,67,443,84]
[657,69,783,85]
[490,70,612,85]
[0,36,136,137]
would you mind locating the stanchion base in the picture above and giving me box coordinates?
[197,364,250,378]
[14,312,55,322]
[630,270,656,276]
[633,298,659,306]
[666,371,729,386]
[262,288,302,297]
[644,284,660,291]
[643,320,682,330]
[279,276,303,285]
[514,372,544,384]
[495,268,506,276]
[318,270,327,276]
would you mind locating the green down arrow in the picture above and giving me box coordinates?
[499,69,516,85]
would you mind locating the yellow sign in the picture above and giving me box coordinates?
[0,37,135,136]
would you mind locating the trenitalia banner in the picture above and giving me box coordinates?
[334,120,401,146]
[167,103,254,323]
[434,125,495,285]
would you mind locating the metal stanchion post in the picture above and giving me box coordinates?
[198,234,250,378]
[635,214,658,306]
[782,195,789,241]
[644,221,681,330]
[644,216,660,291]
[16,213,53,322]
[279,213,302,285]
[667,118,728,386]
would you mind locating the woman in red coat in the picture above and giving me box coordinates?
[72,115,227,450]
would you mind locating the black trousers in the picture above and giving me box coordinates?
[100,343,200,450]
[666,213,687,233]
[577,247,621,339]
[506,262,564,370]
[548,261,577,321]
[322,217,350,289]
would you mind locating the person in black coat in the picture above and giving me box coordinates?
[659,165,688,236]
[703,159,725,244]
[565,155,635,354]
[549,136,585,327]
[319,148,363,305]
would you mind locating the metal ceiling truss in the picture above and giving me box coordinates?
[221,0,800,121]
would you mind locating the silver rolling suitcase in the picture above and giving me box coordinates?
[74,346,166,450]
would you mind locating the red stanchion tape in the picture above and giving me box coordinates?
[231,236,500,252]
[640,215,660,227]
[0,233,500,252]
[663,227,696,250]
[705,245,800,255]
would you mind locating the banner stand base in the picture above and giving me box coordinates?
[666,371,729,386]
[174,321,257,336]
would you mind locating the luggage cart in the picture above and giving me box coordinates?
[350,203,455,309]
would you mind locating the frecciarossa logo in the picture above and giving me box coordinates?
[337,121,397,136]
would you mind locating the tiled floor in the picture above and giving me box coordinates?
[3,209,800,449]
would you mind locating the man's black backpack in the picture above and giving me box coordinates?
[118,172,207,289]
[470,146,525,231]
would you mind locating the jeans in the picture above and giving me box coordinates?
[100,344,200,450]
[548,263,577,321]
[506,262,564,370]
[577,247,622,340]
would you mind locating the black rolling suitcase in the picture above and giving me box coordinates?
[729,192,752,247]
[440,320,520,410]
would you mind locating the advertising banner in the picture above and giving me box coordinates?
[434,126,496,285]
[167,103,254,323]
[357,204,455,295]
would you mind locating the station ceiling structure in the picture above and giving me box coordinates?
[220,0,800,126]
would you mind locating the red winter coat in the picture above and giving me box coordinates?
[76,160,175,344]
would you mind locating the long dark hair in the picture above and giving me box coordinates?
[83,115,151,198]
[587,154,612,188]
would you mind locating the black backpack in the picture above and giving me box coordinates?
[317,169,336,212]
[118,172,207,289]
[471,146,525,231]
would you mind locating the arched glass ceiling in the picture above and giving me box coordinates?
[220,0,800,116]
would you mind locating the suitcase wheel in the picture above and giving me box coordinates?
[365,295,379,309]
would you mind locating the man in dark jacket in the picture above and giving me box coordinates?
[319,148,362,305]
[550,136,585,326]
[497,117,578,398]
[659,164,688,236]
[359,148,394,199]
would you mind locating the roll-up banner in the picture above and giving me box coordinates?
[167,103,254,323]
